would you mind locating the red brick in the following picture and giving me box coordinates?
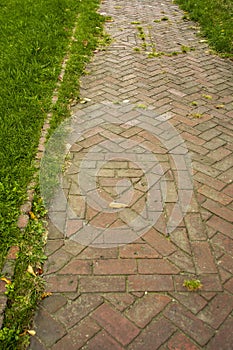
[33,308,66,347]
[218,254,233,274]
[203,199,233,223]
[207,215,233,238]
[128,317,176,350]
[83,330,124,350]
[164,303,214,346]
[92,303,139,345]
[181,132,205,145]
[198,185,232,205]
[191,241,217,273]
[138,259,180,274]
[119,243,160,258]
[17,214,29,228]
[56,294,103,329]
[184,213,207,240]
[168,250,195,274]
[211,232,233,255]
[79,276,126,293]
[126,294,171,328]
[58,259,92,275]
[7,246,19,259]
[94,259,137,275]
[45,275,78,293]
[104,293,135,312]
[223,182,233,197]
[194,172,225,191]
[128,275,174,292]
[79,134,105,149]
[77,246,118,259]
[206,316,233,350]
[143,228,176,256]
[52,316,100,350]
[170,293,207,314]
[198,293,233,329]
[224,277,233,293]
[167,333,201,350]
[44,249,72,275]
[208,147,231,161]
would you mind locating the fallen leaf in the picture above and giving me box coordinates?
[27,265,37,277]
[0,277,11,285]
[215,104,225,109]
[41,292,53,300]
[109,202,128,209]
[27,330,36,336]
[80,97,91,104]
[202,94,212,100]
[29,211,36,220]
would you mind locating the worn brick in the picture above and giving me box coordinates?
[128,275,174,292]
[92,303,139,345]
[207,215,233,238]
[191,241,217,273]
[143,228,176,256]
[58,259,92,275]
[128,317,176,350]
[170,292,207,314]
[198,293,233,329]
[94,258,137,275]
[184,213,207,241]
[33,308,66,347]
[138,258,179,274]
[56,294,103,329]
[218,254,233,274]
[53,317,101,350]
[83,330,124,350]
[44,275,78,293]
[44,248,72,275]
[103,293,135,312]
[126,294,171,328]
[119,243,160,258]
[79,276,126,293]
[203,199,233,223]
[167,333,201,350]
[198,185,232,205]
[164,303,214,346]
[206,316,233,350]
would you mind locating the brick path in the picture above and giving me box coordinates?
[31,0,233,349]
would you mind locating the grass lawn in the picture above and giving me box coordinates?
[0,0,104,348]
[175,0,233,57]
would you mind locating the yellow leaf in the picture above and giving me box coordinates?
[109,202,128,209]
[29,211,36,220]
[27,265,36,277]
[215,104,225,109]
[27,330,36,336]
[202,94,212,100]
[41,292,53,300]
[0,277,11,284]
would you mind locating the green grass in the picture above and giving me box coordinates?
[0,0,104,348]
[0,0,104,266]
[175,0,233,57]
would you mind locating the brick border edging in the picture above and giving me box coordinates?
[0,246,19,328]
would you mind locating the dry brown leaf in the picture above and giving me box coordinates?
[109,202,128,209]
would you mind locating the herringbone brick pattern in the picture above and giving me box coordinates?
[31,0,233,349]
